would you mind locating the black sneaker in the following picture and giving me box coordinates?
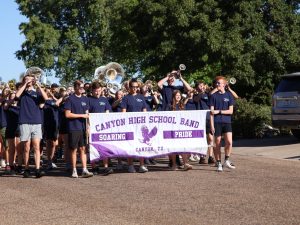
[92,167,101,175]
[35,169,45,178]
[208,157,215,164]
[102,168,113,176]
[149,159,157,165]
[23,169,31,178]
[16,166,24,175]
[199,157,206,164]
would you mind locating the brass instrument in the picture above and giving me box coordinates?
[94,62,125,94]
[229,77,236,85]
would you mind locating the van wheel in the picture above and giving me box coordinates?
[291,129,300,140]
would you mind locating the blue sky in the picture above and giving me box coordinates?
[0,1,59,84]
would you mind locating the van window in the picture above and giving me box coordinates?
[275,77,300,93]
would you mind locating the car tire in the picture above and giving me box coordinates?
[291,129,300,140]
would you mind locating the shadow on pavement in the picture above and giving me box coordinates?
[233,135,299,147]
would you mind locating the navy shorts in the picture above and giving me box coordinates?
[214,123,232,137]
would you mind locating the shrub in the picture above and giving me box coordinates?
[232,98,272,138]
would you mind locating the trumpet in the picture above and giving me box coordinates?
[179,64,186,71]
[229,77,236,85]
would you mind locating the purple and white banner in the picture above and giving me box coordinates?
[89,111,208,161]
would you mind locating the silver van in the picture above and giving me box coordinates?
[272,72,300,139]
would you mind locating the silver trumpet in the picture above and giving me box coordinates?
[179,64,186,71]
[229,77,236,85]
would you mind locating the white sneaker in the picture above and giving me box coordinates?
[82,170,94,178]
[128,165,136,173]
[0,159,6,168]
[217,162,223,172]
[71,170,79,178]
[138,165,148,173]
[189,155,197,162]
[194,155,200,161]
[224,160,236,169]
[47,162,58,170]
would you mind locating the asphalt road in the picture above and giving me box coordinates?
[0,135,299,225]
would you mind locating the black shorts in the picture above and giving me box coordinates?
[206,120,210,134]
[68,130,86,149]
[5,127,20,139]
[44,126,59,141]
[214,123,232,137]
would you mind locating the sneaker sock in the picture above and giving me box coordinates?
[73,168,77,173]
[217,160,221,164]
[225,156,229,161]
[82,168,89,173]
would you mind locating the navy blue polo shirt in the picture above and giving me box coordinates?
[120,94,147,112]
[185,99,197,110]
[5,105,19,131]
[88,96,111,113]
[209,91,234,123]
[144,95,154,111]
[19,90,43,124]
[160,85,184,111]
[112,99,123,112]
[64,94,89,131]
[194,93,210,110]
[43,99,59,128]
[58,103,68,133]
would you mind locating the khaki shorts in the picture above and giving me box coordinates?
[20,124,42,142]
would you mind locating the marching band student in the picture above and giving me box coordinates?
[58,87,71,171]
[140,84,159,165]
[43,89,63,170]
[111,90,124,112]
[88,81,113,176]
[157,70,192,111]
[3,88,21,175]
[168,90,193,171]
[0,87,9,170]
[64,80,93,178]
[194,81,215,165]
[210,76,236,172]
[183,89,200,162]
[121,79,148,173]
[15,74,48,178]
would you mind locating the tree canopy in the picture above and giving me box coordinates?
[16,0,300,104]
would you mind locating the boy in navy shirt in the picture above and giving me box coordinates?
[121,79,148,173]
[210,76,235,172]
[88,81,113,175]
[16,74,48,178]
[64,80,93,178]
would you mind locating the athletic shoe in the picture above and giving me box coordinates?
[138,165,148,173]
[149,159,157,165]
[193,155,200,161]
[71,170,79,178]
[199,157,206,164]
[128,165,136,173]
[144,159,151,165]
[216,162,223,172]
[16,166,24,175]
[208,157,215,164]
[92,167,101,175]
[5,165,16,176]
[184,163,193,171]
[223,160,236,169]
[47,162,58,170]
[116,163,124,170]
[189,155,197,162]
[102,168,113,176]
[0,159,6,168]
[82,170,94,178]
[23,169,31,178]
[35,169,45,178]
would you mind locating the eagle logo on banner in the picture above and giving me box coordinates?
[139,125,158,146]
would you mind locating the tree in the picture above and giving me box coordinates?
[16,0,300,104]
